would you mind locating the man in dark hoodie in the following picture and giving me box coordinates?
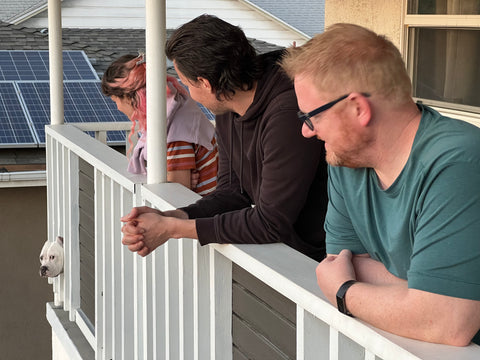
[121,14,328,261]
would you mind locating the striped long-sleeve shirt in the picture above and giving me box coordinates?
[167,138,218,196]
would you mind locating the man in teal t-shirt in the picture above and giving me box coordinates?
[281,23,480,346]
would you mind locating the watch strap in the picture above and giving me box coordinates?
[336,279,357,316]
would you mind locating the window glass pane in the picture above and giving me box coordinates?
[408,0,480,14]
[410,28,480,110]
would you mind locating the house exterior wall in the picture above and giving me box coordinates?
[20,0,308,47]
[0,186,51,359]
[325,1,404,50]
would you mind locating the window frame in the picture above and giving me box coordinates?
[403,3,480,126]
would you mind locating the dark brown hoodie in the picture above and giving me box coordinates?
[181,50,328,261]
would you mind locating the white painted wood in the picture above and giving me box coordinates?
[94,169,105,359]
[197,241,212,359]
[146,0,167,184]
[212,248,233,360]
[67,149,80,322]
[364,350,376,360]
[330,327,339,360]
[62,145,71,313]
[53,140,64,307]
[47,303,94,360]
[152,235,167,360]
[75,309,96,349]
[120,187,135,359]
[47,0,64,125]
[167,240,180,359]
[111,181,123,358]
[182,239,196,360]
[143,251,154,359]
[45,125,145,191]
[102,176,114,360]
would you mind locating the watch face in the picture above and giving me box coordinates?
[336,294,347,314]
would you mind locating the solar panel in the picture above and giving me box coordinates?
[0,50,98,81]
[0,82,37,147]
[18,81,129,145]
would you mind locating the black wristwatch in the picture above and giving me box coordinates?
[336,279,357,317]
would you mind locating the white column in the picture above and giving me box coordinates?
[145,0,167,184]
[48,0,64,125]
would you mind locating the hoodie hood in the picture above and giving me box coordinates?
[239,49,290,122]
[225,50,291,193]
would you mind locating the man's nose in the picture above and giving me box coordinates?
[301,123,316,138]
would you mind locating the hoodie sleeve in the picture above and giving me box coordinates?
[182,90,326,258]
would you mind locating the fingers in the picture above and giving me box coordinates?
[338,249,353,260]
[121,206,160,222]
[122,221,145,236]
[121,207,139,222]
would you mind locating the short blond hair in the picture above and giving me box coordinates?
[281,23,412,105]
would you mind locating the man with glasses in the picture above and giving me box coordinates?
[282,23,480,346]
[121,15,328,261]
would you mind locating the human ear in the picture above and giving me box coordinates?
[352,92,371,127]
[197,77,212,91]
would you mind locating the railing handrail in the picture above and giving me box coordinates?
[46,124,144,190]
[46,123,480,360]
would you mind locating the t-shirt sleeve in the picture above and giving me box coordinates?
[167,141,196,171]
[408,162,480,300]
[325,166,367,255]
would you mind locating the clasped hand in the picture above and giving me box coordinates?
[121,206,171,257]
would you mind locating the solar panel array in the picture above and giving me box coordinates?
[0,82,37,146]
[0,50,129,148]
[0,50,98,81]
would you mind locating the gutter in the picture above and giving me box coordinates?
[239,0,311,41]
[0,170,46,188]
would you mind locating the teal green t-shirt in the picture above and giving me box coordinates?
[325,105,480,342]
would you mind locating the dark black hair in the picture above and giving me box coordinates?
[165,14,259,100]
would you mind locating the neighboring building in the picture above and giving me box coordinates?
[247,0,325,37]
[2,0,310,47]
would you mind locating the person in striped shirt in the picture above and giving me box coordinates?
[101,53,218,196]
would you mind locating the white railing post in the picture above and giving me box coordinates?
[145,0,167,184]
[66,149,80,322]
[211,248,233,360]
[47,0,64,126]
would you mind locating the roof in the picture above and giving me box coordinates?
[1,0,47,23]
[0,21,284,169]
[247,0,324,37]
[0,21,284,77]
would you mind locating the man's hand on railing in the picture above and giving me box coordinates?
[121,206,194,257]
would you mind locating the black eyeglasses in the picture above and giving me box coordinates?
[298,93,370,131]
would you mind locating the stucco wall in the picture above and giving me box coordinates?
[0,186,51,359]
[325,1,404,50]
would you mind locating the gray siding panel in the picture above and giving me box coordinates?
[78,158,95,326]
[232,264,296,360]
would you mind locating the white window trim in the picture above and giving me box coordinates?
[403,2,480,119]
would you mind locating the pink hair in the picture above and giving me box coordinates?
[102,54,188,156]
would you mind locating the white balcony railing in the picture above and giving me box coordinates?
[45,123,480,360]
